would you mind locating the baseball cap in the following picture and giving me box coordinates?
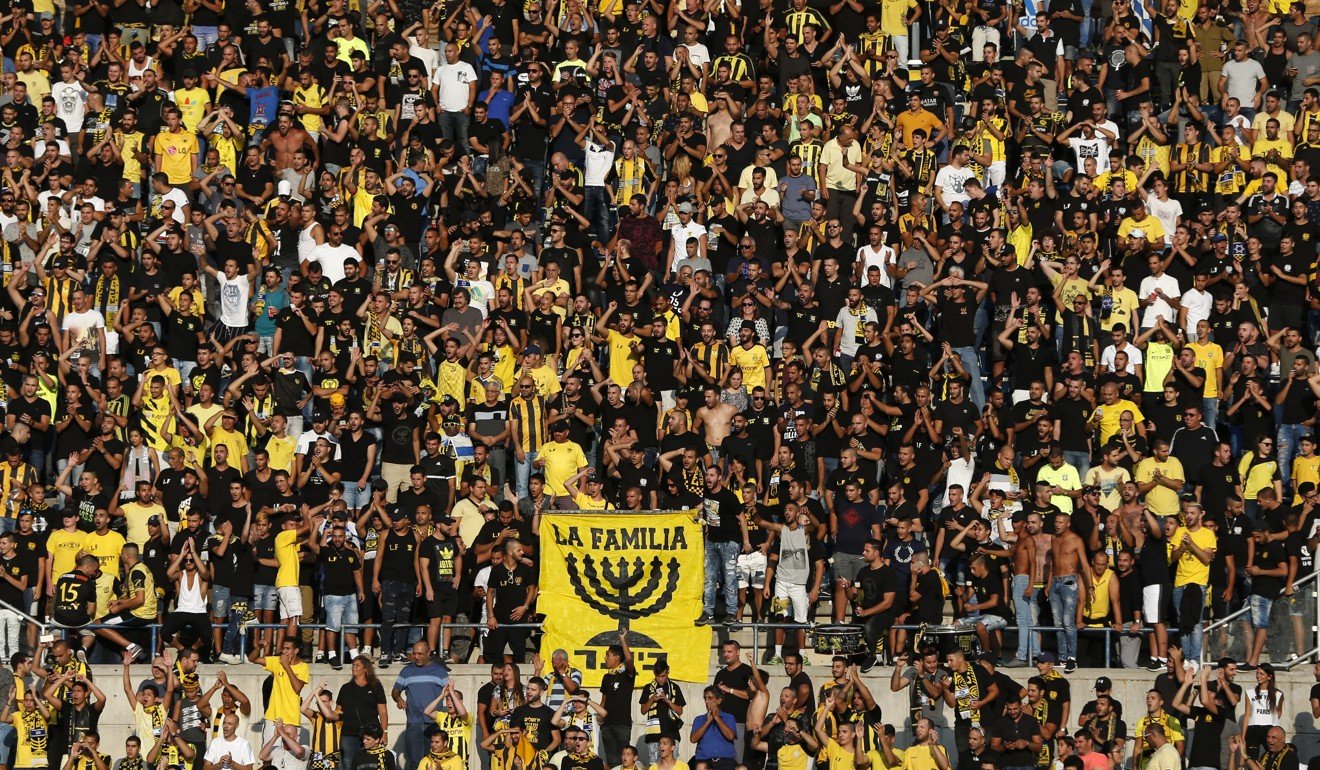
[524,344,543,355]
[678,202,694,214]
[1095,676,1113,690]
[1035,652,1057,663]
[1211,233,1228,243]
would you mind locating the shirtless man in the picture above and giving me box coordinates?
[266,112,319,171]
[1046,512,1093,673]
[1010,515,1039,666]
[694,385,738,462]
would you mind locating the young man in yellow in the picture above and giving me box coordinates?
[172,70,211,131]
[535,421,587,506]
[3,686,52,770]
[122,654,168,755]
[1134,439,1186,519]
[1186,319,1225,425]
[203,411,248,470]
[272,511,311,645]
[45,510,85,599]
[563,469,614,510]
[729,326,772,394]
[1169,503,1216,658]
[133,374,176,456]
[594,303,641,388]
[254,638,310,730]
[417,728,465,770]
[152,107,198,186]
[302,688,343,769]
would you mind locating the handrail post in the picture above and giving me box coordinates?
[1104,629,1110,668]
[752,623,760,666]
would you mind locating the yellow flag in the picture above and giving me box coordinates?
[538,511,712,686]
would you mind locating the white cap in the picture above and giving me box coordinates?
[277,180,293,197]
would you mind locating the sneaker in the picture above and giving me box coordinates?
[695,614,713,626]
[860,654,878,674]
[361,646,373,658]
[1005,658,1028,668]
[330,655,342,671]
[378,655,391,670]
[721,614,738,625]
[768,655,783,665]
[1239,662,1257,671]
[314,651,327,664]
[1064,659,1078,674]
[347,647,360,660]
[126,644,144,663]
[1145,659,1165,672]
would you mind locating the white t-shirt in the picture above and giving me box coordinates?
[204,736,256,768]
[303,242,356,284]
[407,36,440,79]
[1068,136,1111,170]
[216,273,251,329]
[933,164,975,207]
[1182,287,1213,330]
[431,60,478,112]
[50,80,87,134]
[1101,342,1144,373]
[584,140,616,187]
[62,308,106,354]
[1138,273,1182,328]
[1146,196,1183,245]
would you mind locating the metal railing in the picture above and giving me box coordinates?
[1202,567,1320,669]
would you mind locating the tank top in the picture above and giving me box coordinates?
[298,222,321,266]
[1248,687,1282,727]
[1084,569,1113,624]
[777,525,808,585]
[175,570,207,614]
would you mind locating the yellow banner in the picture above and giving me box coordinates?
[538,511,712,686]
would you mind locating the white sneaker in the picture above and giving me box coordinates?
[361,646,373,658]
[222,653,242,665]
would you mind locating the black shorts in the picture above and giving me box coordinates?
[427,589,459,618]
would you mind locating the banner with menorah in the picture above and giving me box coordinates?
[538,510,711,686]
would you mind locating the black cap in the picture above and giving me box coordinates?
[1095,676,1113,690]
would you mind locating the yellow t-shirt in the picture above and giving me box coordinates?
[1239,454,1280,501]
[263,655,311,724]
[1170,526,1217,586]
[173,86,211,131]
[899,744,948,770]
[274,528,301,588]
[539,439,587,497]
[153,129,198,185]
[265,434,298,474]
[1097,399,1143,445]
[116,129,147,183]
[46,529,85,579]
[880,0,916,34]
[729,343,771,392]
[606,329,640,387]
[83,530,125,577]
[1135,456,1185,518]
[208,426,248,467]
[1294,454,1320,492]
[118,501,165,549]
[1188,341,1225,397]
[13,706,47,769]
[824,740,860,770]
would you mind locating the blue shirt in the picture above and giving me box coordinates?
[480,88,515,128]
[254,287,289,336]
[692,712,736,761]
[392,661,450,722]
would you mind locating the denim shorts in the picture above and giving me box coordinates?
[254,584,278,612]
[323,594,360,632]
[341,482,372,511]
[211,585,232,619]
[1249,594,1274,629]
[958,613,1009,632]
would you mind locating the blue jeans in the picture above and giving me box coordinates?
[703,540,740,617]
[324,593,359,633]
[1203,397,1220,432]
[1050,575,1080,661]
[950,345,986,410]
[402,721,429,770]
[379,579,415,657]
[584,185,614,243]
[223,596,250,655]
[438,111,471,155]
[341,481,372,511]
[1172,583,1205,659]
[1278,422,1307,492]
[1013,573,1039,662]
[342,736,364,770]
[514,450,538,498]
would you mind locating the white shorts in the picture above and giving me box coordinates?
[737,552,767,589]
[1143,583,1167,624]
[277,586,303,620]
[774,580,810,623]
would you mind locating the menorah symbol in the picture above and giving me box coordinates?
[564,553,681,648]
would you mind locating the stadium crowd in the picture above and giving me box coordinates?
[6,0,1320,767]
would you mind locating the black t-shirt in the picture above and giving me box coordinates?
[421,537,462,587]
[337,678,387,737]
[320,544,362,596]
[52,570,95,625]
[600,665,636,726]
[511,703,557,751]
[855,564,896,613]
[377,529,418,583]
[489,560,534,621]
[711,663,753,720]
[702,487,743,543]
[937,294,976,347]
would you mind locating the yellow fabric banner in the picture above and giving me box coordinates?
[538,511,711,686]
